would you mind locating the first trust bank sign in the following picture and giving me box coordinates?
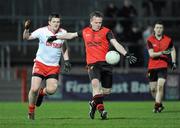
[61,73,152,101]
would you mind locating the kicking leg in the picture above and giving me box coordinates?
[90,79,107,119]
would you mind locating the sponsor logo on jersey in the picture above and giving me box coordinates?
[87,41,102,47]
[46,42,63,48]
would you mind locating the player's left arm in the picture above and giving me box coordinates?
[110,39,127,56]
[170,45,177,70]
[62,41,70,61]
[169,39,176,64]
[107,31,127,56]
[62,41,71,72]
[171,46,176,62]
[108,31,137,64]
[167,39,177,70]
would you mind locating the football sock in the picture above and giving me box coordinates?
[40,88,46,96]
[93,94,104,111]
[96,104,104,111]
[29,104,35,113]
[154,102,162,109]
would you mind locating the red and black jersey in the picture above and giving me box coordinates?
[78,26,115,65]
[147,34,173,69]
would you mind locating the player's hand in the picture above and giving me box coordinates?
[125,53,137,64]
[47,36,57,42]
[171,62,177,71]
[24,19,31,30]
[162,48,172,55]
[63,60,71,73]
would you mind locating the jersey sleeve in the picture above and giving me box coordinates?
[168,39,174,49]
[147,40,153,49]
[31,28,42,39]
[106,31,115,41]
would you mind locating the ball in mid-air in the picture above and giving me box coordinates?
[105,50,120,65]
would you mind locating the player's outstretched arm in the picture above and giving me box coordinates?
[47,32,78,42]
[57,32,78,40]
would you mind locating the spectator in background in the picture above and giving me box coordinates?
[142,0,166,17]
[142,0,154,17]
[127,24,143,67]
[117,0,138,41]
[130,24,142,43]
[103,3,118,32]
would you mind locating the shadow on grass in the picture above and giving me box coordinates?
[162,110,180,113]
[46,117,139,120]
[46,117,86,120]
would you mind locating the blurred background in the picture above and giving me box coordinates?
[0,0,180,102]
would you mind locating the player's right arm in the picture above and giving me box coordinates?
[23,20,36,40]
[147,40,167,58]
[148,49,163,58]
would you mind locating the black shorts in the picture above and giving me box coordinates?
[147,68,167,82]
[32,73,59,80]
[87,62,113,88]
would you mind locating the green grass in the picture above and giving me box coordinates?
[0,101,180,128]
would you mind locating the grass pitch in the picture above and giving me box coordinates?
[0,101,180,128]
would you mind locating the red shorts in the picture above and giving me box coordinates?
[32,61,60,80]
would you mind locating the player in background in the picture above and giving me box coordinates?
[47,11,137,119]
[23,13,71,120]
[146,21,176,113]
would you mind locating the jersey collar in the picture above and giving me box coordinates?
[47,25,60,35]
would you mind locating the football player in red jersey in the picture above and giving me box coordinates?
[47,11,137,119]
[147,21,176,113]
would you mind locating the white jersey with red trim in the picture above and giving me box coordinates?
[31,26,67,66]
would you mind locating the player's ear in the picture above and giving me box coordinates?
[48,20,51,25]
[90,17,93,25]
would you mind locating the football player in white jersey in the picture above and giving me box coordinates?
[23,13,71,120]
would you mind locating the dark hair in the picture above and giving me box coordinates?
[48,13,61,21]
[89,11,104,19]
[153,20,164,27]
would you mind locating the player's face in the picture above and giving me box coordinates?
[90,16,103,31]
[48,17,60,32]
[154,24,164,37]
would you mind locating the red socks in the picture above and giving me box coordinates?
[29,104,35,113]
[93,94,104,111]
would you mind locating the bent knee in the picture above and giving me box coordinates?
[30,87,39,93]
[46,88,56,95]
[46,84,58,95]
